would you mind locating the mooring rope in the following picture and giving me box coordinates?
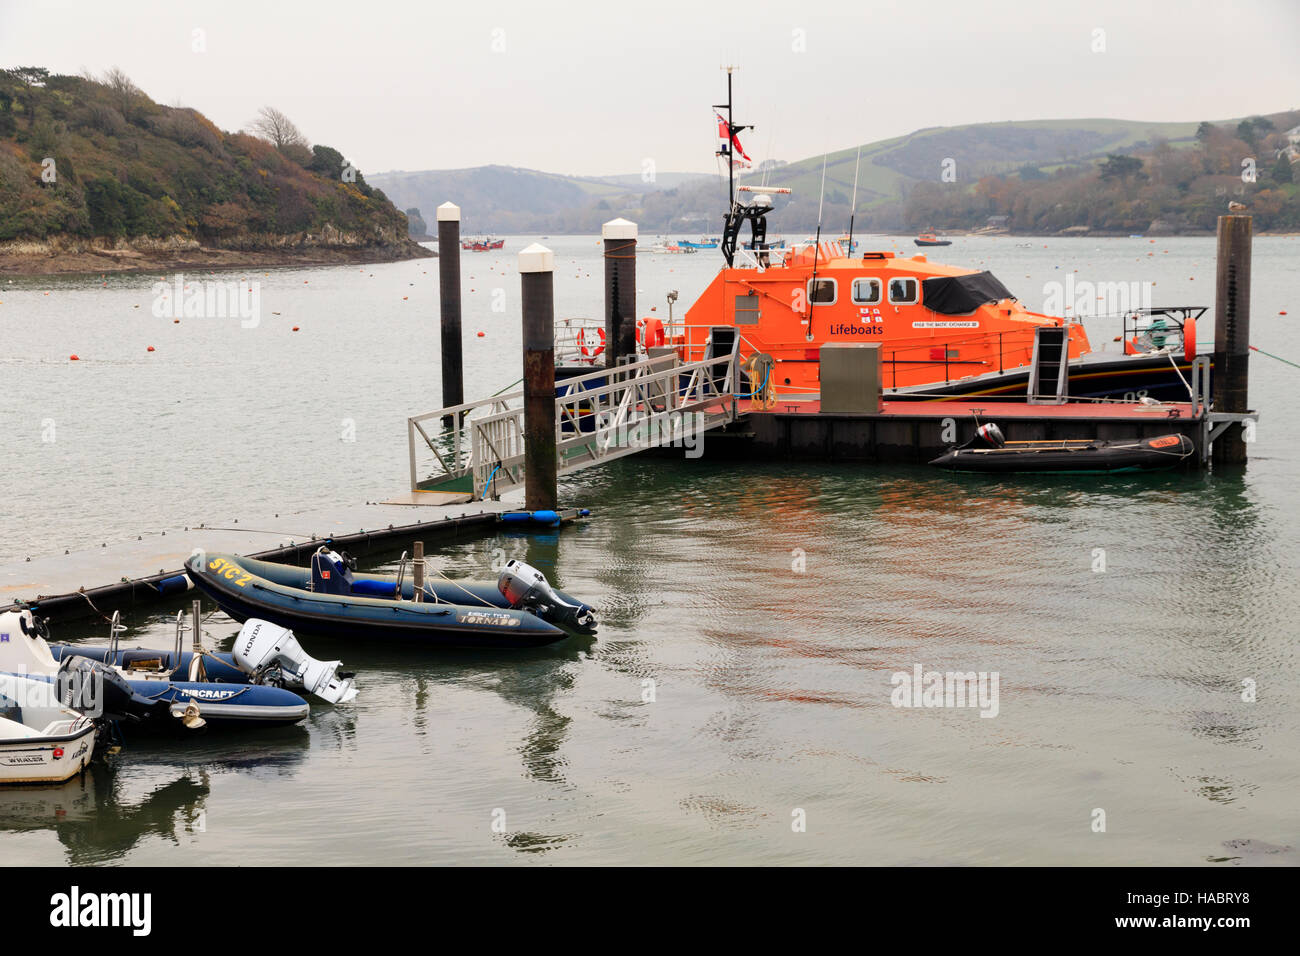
[602,240,636,260]
[1249,345,1300,370]
[423,561,498,607]
[75,590,117,625]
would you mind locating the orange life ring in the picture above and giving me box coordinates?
[578,327,605,358]
[638,317,665,349]
[1183,316,1196,363]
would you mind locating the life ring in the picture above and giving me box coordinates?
[578,327,605,359]
[1183,315,1196,363]
[638,317,665,349]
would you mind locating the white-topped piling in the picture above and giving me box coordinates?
[602,218,638,367]
[519,243,557,510]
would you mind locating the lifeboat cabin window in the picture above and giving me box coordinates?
[808,277,837,305]
[851,278,881,305]
[889,277,919,304]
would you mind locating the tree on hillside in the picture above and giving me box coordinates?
[248,106,309,152]
[1195,121,1215,143]
[8,66,50,88]
[101,67,146,122]
[308,144,345,178]
[1099,154,1145,182]
[1274,156,1294,185]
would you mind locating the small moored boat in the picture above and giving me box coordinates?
[929,423,1195,474]
[0,674,97,785]
[186,549,596,649]
[914,231,952,247]
[0,609,312,731]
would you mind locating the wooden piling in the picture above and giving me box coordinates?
[437,202,464,425]
[519,243,557,511]
[603,218,638,367]
[1212,215,1252,464]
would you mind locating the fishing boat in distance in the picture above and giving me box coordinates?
[461,236,505,251]
[677,236,719,249]
[650,240,696,254]
[914,231,952,247]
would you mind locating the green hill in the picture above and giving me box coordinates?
[0,66,429,271]
[368,165,709,234]
[373,113,1299,235]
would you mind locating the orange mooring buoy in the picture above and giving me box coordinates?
[477,331,485,337]
[70,354,79,361]
[292,326,300,332]
[147,346,155,352]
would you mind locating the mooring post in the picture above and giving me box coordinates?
[437,202,464,426]
[603,218,638,368]
[519,243,557,511]
[1212,214,1252,464]
[412,540,424,602]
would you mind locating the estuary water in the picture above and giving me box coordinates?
[1,235,1298,865]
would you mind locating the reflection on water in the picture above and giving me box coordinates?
[0,765,208,866]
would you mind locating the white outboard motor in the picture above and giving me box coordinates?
[497,560,596,634]
[234,619,358,704]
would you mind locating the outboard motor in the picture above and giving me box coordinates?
[310,548,356,596]
[976,422,1006,448]
[497,560,597,635]
[234,619,358,704]
[56,655,178,724]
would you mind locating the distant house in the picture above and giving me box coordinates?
[1286,125,1300,144]
[986,215,1010,228]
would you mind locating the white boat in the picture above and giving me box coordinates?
[0,674,96,785]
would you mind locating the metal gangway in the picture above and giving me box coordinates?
[407,342,741,501]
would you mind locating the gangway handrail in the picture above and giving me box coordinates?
[407,342,740,498]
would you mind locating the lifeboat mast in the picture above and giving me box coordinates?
[716,66,766,267]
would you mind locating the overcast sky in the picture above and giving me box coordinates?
[3,0,1297,178]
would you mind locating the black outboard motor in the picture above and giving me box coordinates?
[310,547,356,595]
[498,560,597,635]
[56,656,174,724]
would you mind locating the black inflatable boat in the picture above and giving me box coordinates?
[186,549,596,649]
[930,424,1195,474]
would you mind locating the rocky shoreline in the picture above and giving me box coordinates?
[0,233,435,277]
